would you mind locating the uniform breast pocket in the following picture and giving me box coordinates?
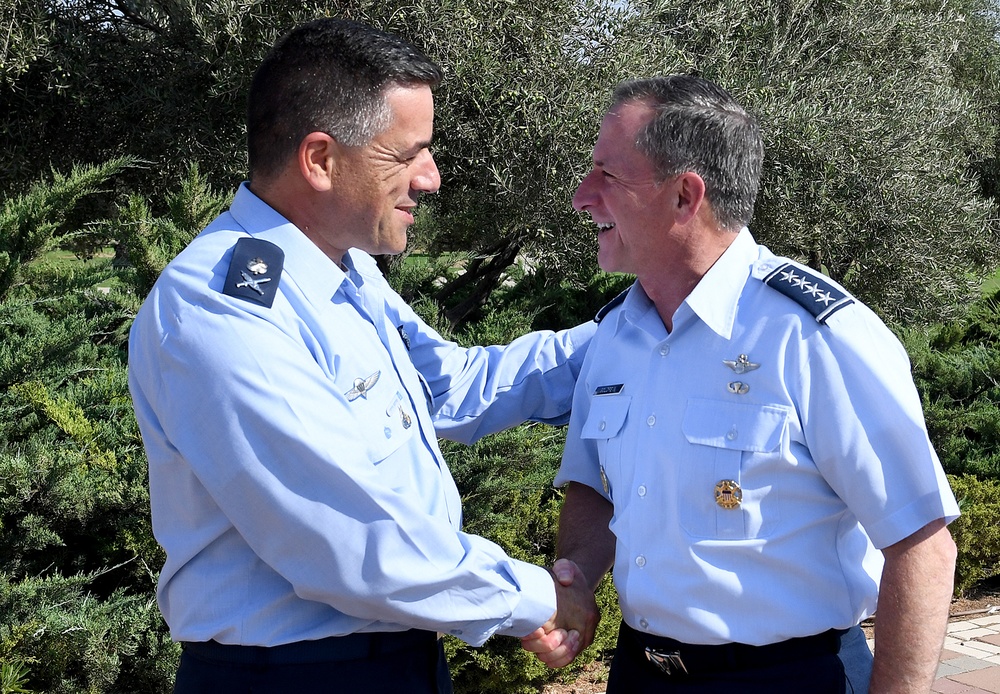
[355,388,418,466]
[579,395,631,500]
[679,398,789,540]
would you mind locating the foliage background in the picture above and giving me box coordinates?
[1,0,1000,691]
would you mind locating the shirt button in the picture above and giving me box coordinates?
[659,345,670,356]
[646,415,656,427]
[637,485,647,497]
[726,427,738,440]
[635,555,646,568]
[639,618,649,629]
[599,420,607,431]
[384,427,392,439]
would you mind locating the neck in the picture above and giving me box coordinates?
[248,176,348,267]
[639,224,740,333]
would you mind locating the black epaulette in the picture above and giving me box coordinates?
[222,237,284,308]
[594,288,629,323]
[762,261,854,324]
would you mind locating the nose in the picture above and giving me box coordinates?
[572,170,597,211]
[412,150,441,194]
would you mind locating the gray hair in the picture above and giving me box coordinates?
[612,75,763,231]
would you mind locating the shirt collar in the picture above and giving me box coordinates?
[228,182,348,299]
[683,227,757,339]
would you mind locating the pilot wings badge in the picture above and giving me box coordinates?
[346,371,381,401]
[723,354,760,374]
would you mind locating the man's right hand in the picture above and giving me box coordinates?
[520,559,599,668]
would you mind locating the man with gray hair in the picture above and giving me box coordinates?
[128,17,598,692]
[522,75,958,692]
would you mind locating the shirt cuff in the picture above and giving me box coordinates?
[495,559,556,639]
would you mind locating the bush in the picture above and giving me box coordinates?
[947,474,1000,595]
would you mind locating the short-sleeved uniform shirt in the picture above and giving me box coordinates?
[129,184,595,648]
[556,229,958,646]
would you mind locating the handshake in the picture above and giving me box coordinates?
[520,558,601,669]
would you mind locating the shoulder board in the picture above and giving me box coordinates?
[222,237,284,309]
[595,288,629,323]
[761,261,854,324]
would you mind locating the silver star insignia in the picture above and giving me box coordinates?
[723,354,760,374]
[346,371,381,401]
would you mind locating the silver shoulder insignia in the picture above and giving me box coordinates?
[223,238,283,308]
[762,261,854,324]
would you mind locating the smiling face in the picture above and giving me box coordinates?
[329,84,440,258]
[572,100,679,276]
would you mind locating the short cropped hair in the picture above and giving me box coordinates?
[247,18,442,179]
[612,76,763,231]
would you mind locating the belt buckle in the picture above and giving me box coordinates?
[645,647,688,675]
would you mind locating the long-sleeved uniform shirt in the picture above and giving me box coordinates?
[557,229,958,646]
[128,184,595,648]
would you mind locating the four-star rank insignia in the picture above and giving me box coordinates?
[762,262,854,324]
[223,237,284,308]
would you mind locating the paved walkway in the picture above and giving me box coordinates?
[923,609,1000,693]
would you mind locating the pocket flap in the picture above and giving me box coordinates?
[682,398,787,452]
[581,395,631,439]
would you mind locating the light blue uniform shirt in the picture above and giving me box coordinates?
[557,229,958,646]
[128,184,595,648]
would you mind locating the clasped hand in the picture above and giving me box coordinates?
[520,558,599,668]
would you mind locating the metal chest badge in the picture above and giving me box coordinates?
[714,479,742,509]
[724,354,758,395]
[723,354,759,374]
[346,371,380,401]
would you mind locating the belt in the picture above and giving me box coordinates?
[622,621,848,677]
[182,630,436,666]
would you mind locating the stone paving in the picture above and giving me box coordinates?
[925,610,1000,694]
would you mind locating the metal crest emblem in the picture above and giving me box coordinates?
[723,354,759,374]
[346,371,381,401]
[246,257,268,275]
[398,406,412,429]
[714,479,742,509]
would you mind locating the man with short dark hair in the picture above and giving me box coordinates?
[523,75,958,692]
[128,18,597,693]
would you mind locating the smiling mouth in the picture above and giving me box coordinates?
[596,222,616,233]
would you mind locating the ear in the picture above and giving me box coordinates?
[673,171,706,225]
[297,132,340,192]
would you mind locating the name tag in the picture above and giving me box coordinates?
[594,384,624,396]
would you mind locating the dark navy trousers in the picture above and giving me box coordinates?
[173,630,453,694]
[606,622,873,693]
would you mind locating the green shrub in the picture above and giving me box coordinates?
[948,474,1000,596]
[440,424,619,694]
